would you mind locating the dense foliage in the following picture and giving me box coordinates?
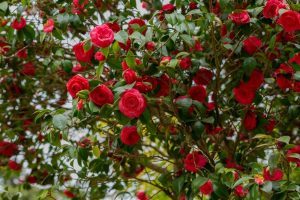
[1,0,300,199]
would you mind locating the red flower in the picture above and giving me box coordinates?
[293,81,300,93]
[73,0,88,10]
[89,85,114,106]
[94,51,106,61]
[8,160,22,171]
[184,151,207,172]
[276,75,292,90]
[16,48,27,59]
[90,24,115,48]
[226,159,244,171]
[72,63,86,73]
[0,41,9,55]
[128,18,147,35]
[189,2,198,10]
[136,191,148,200]
[64,189,75,199]
[243,111,257,131]
[274,63,294,76]
[27,175,37,184]
[233,82,256,105]
[228,11,250,25]
[276,31,296,43]
[118,39,131,51]
[289,52,300,66]
[277,10,300,33]
[193,68,213,85]
[66,75,90,98]
[123,69,137,84]
[248,69,264,90]
[263,0,286,19]
[188,85,207,103]
[287,146,300,166]
[263,167,284,181]
[105,22,121,33]
[141,2,148,9]
[119,89,147,118]
[243,36,262,55]
[234,185,248,197]
[145,41,155,51]
[160,56,172,65]
[73,42,94,62]
[11,17,26,30]
[134,76,158,93]
[156,74,171,97]
[162,4,176,13]
[220,24,227,37]
[120,126,140,146]
[179,57,192,70]
[264,119,277,132]
[193,40,203,51]
[199,179,213,195]
[77,99,84,110]
[21,62,35,76]
[43,18,54,33]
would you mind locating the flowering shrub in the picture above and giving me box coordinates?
[1,0,300,199]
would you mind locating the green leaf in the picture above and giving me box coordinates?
[52,29,64,40]
[167,59,178,68]
[130,0,136,7]
[92,146,101,158]
[165,13,177,25]
[232,176,252,188]
[192,176,208,193]
[269,35,277,51]
[89,101,101,113]
[176,97,192,108]
[115,30,128,44]
[277,136,290,144]
[172,176,185,195]
[96,62,104,79]
[77,90,89,99]
[180,34,193,46]
[243,57,257,73]
[52,114,68,130]
[99,104,114,118]
[176,52,190,58]
[192,121,205,135]
[83,40,92,52]
[0,2,8,12]
[294,71,300,81]
[101,47,110,58]
[187,9,202,15]
[125,51,136,69]
[202,116,214,124]
[261,181,272,193]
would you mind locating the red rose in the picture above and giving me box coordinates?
[276,75,292,90]
[90,24,114,48]
[128,18,147,35]
[43,18,54,33]
[263,167,284,181]
[277,10,300,32]
[248,69,264,90]
[179,57,192,70]
[243,111,257,131]
[119,89,147,118]
[21,62,35,76]
[162,4,176,13]
[287,146,300,166]
[105,22,121,32]
[289,52,300,65]
[11,17,26,30]
[8,160,22,171]
[120,126,140,145]
[234,185,248,197]
[188,85,207,103]
[156,74,171,97]
[228,11,250,25]
[243,36,262,55]
[136,191,148,200]
[233,82,256,105]
[123,69,137,84]
[263,0,286,19]
[94,51,106,61]
[193,68,213,85]
[199,179,213,195]
[184,152,207,172]
[16,49,27,59]
[66,75,90,98]
[145,41,155,51]
[73,42,94,62]
[89,85,114,106]
[118,39,131,51]
[72,63,86,73]
[64,189,75,199]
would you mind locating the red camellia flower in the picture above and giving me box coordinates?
[243,111,257,131]
[21,62,35,76]
[184,151,207,172]
[248,69,264,90]
[105,22,121,33]
[16,48,27,59]
[11,17,26,30]
[118,39,131,51]
[120,126,140,146]
[8,160,22,171]
[72,63,86,73]
[77,99,84,110]
[43,18,54,33]
[276,31,296,43]
[66,75,90,98]
[73,42,94,62]
[277,10,300,33]
[64,189,75,199]
[145,41,155,51]
[0,41,9,55]
[193,40,203,52]
[89,85,114,106]
[233,82,256,105]
[123,69,137,84]
[287,146,300,166]
[162,4,176,13]
[160,56,172,65]
[136,191,148,200]
[134,76,158,93]
[276,75,292,90]
[119,89,147,118]
[289,52,300,66]
[263,167,284,181]
[199,179,213,195]
[188,85,207,103]
[263,0,286,19]
[179,57,192,70]
[73,0,88,10]
[156,74,171,97]
[193,68,213,85]
[243,36,262,55]
[27,175,37,184]
[234,185,248,197]
[141,2,148,9]
[189,2,198,10]
[94,51,106,61]
[228,11,250,25]
[264,118,277,132]
[226,159,244,171]
[90,24,115,48]
[128,18,147,35]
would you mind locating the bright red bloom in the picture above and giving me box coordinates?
[73,0,88,10]
[193,68,213,85]
[263,167,284,181]
[243,36,262,55]
[27,175,37,184]
[193,40,203,51]
[179,57,192,70]
[243,111,257,131]
[287,146,300,166]
[226,159,244,171]
[90,24,115,48]
[0,41,9,55]
[123,69,137,84]
[73,42,94,62]
[188,85,207,103]
[136,191,148,200]
[77,99,84,110]
[11,17,26,30]
[234,185,248,197]
[293,81,300,93]
[145,41,155,51]
[94,51,106,61]
[184,151,207,172]
[189,2,197,10]
[277,10,300,33]
[21,62,35,76]
[248,69,264,90]
[233,82,256,105]
[156,74,171,97]
[8,160,22,171]
[128,18,147,35]
[43,18,54,33]
[119,89,147,118]
[105,22,121,33]
[199,179,213,195]
[228,11,250,25]
[89,85,114,106]
[118,39,131,51]
[162,4,176,13]
[264,119,277,132]
[120,126,140,146]
[66,75,90,98]
[263,0,286,19]
[72,63,86,73]
[276,75,292,90]
[16,48,28,59]
[64,189,75,198]
[276,31,296,43]
[134,76,158,93]
[160,56,172,65]
[289,52,300,66]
